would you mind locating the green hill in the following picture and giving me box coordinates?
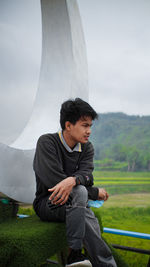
[90,112,150,171]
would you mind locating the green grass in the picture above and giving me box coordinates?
[103,193,150,208]
[100,206,150,267]
[0,215,67,267]
[95,181,150,185]
[94,177,150,181]
[92,172,150,266]
[91,194,150,267]
[93,171,150,195]
[93,171,150,178]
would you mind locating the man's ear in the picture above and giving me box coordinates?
[65,121,71,131]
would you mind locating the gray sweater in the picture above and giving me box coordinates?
[33,133,99,213]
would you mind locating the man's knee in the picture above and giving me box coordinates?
[72,185,88,206]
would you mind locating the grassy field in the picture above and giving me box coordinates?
[94,196,150,267]
[93,171,150,195]
[91,171,150,267]
[103,193,150,208]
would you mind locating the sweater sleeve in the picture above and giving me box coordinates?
[72,142,99,200]
[86,186,99,200]
[73,142,94,186]
[33,135,67,188]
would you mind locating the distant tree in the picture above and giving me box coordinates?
[143,152,150,171]
[91,112,150,171]
[110,144,127,162]
[127,147,141,171]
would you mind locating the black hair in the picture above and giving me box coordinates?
[60,98,98,130]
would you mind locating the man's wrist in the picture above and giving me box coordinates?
[72,175,80,186]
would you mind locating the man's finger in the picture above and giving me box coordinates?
[104,192,109,201]
[51,190,64,204]
[55,194,67,205]
[49,188,59,201]
[48,187,55,192]
[59,195,69,205]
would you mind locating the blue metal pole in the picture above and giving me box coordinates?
[103,227,150,240]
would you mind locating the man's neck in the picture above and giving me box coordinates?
[62,130,77,149]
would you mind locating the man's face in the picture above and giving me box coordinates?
[68,116,92,145]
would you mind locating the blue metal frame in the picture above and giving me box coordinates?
[103,227,150,240]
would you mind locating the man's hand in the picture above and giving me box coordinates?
[48,177,76,205]
[98,188,109,201]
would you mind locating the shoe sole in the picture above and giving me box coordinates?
[66,259,92,267]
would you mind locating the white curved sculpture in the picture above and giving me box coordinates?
[0,0,88,203]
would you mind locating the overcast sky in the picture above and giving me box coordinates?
[78,0,150,116]
[0,0,150,144]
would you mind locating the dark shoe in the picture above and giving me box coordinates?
[65,249,92,267]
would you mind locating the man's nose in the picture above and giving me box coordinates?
[87,127,91,135]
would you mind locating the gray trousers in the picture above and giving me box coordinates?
[41,185,117,267]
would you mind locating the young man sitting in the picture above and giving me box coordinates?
[33,98,117,267]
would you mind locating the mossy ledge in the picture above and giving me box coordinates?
[0,204,129,267]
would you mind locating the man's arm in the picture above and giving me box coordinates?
[34,135,77,204]
[72,142,109,201]
[72,142,94,186]
[70,142,99,200]
[33,135,67,188]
